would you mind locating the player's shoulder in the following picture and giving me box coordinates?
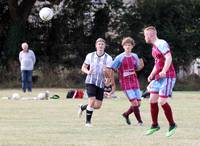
[155,39,168,46]
[131,53,139,58]
[155,39,169,49]
[114,52,125,60]
[86,52,95,57]
[29,49,34,53]
[104,53,113,62]
[105,52,112,58]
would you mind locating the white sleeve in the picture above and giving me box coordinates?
[84,53,91,65]
[19,52,22,62]
[158,41,170,55]
[31,51,36,65]
[106,56,113,68]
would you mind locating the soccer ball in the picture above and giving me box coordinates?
[37,91,49,100]
[12,93,20,100]
[39,7,54,21]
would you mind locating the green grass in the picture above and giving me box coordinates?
[0,89,200,146]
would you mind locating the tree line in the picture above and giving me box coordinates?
[0,0,199,86]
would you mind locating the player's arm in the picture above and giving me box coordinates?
[19,52,22,62]
[148,65,157,82]
[32,51,36,65]
[159,52,172,78]
[110,70,116,94]
[81,63,92,75]
[81,53,92,75]
[137,58,144,71]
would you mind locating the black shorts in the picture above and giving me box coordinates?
[86,84,104,101]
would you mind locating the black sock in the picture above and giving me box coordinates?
[81,104,88,111]
[86,110,93,123]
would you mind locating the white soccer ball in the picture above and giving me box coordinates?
[39,7,54,21]
[12,93,20,100]
[37,91,49,100]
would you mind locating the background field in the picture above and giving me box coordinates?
[0,89,200,146]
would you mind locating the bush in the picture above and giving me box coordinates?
[174,74,200,91]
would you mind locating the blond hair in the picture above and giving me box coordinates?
[96,38,106,44]
[121,37,135,47]
[144,26,157,34]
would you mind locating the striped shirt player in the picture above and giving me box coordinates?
[84,52,112,89]
[79,38,113,127]
[111,37,143,125]
[144,26,177,137]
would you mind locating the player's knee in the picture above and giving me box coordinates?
[94,104,102,109]
[94,106,101,109]
[149,98,157,103]
[131,99,139,106]
[94,101,102,109]
[158,98,167,105]
[149,94,159,103]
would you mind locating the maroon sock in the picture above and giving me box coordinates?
[124,106,134,116]
[151,103,159,126]
[162,103,175,126]
[133,106,142,123]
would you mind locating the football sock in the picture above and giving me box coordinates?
[133,106,142,123]
[124,106,134,116]
[151,102,159,126]
[162,103,175,126]
[86,106,94,123]
[81,104,88,111]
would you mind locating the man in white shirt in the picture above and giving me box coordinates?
[19,42,36,92]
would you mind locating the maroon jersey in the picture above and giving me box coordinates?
[152,39,176,80]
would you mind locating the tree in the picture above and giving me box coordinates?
[119,0,200,73]
[6,0,37,57]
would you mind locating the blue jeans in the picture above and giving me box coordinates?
[21,70,33,92]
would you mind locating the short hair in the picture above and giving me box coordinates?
[21,42,28,49]
[144,26,157,34]
[121,37,135,47]
[96,38,106,44]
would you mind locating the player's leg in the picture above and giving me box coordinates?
[146,80,160,135]
[121,90,134,125]
[27,70,33,92]
[150,93,159,127]
[146,93,160,135]
[127,89,143,125]
[78,84,93,118]
[85,97,95,126]
[84,84,97,127]
[93,100,102,109]
[132,99,143,125]
[159,78,177,137]
[122,105,133,125]
[78,103,88,117]
[93,86,104,109]
[122,90,138,125]
[21,70,27,92]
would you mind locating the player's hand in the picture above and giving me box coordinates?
[159,71,166,78]
[132,71,136,76]
[87,68,93,75]
[104,92,111,98]
[148,74,154,82]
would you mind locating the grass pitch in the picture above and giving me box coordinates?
[0,89,200,146]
